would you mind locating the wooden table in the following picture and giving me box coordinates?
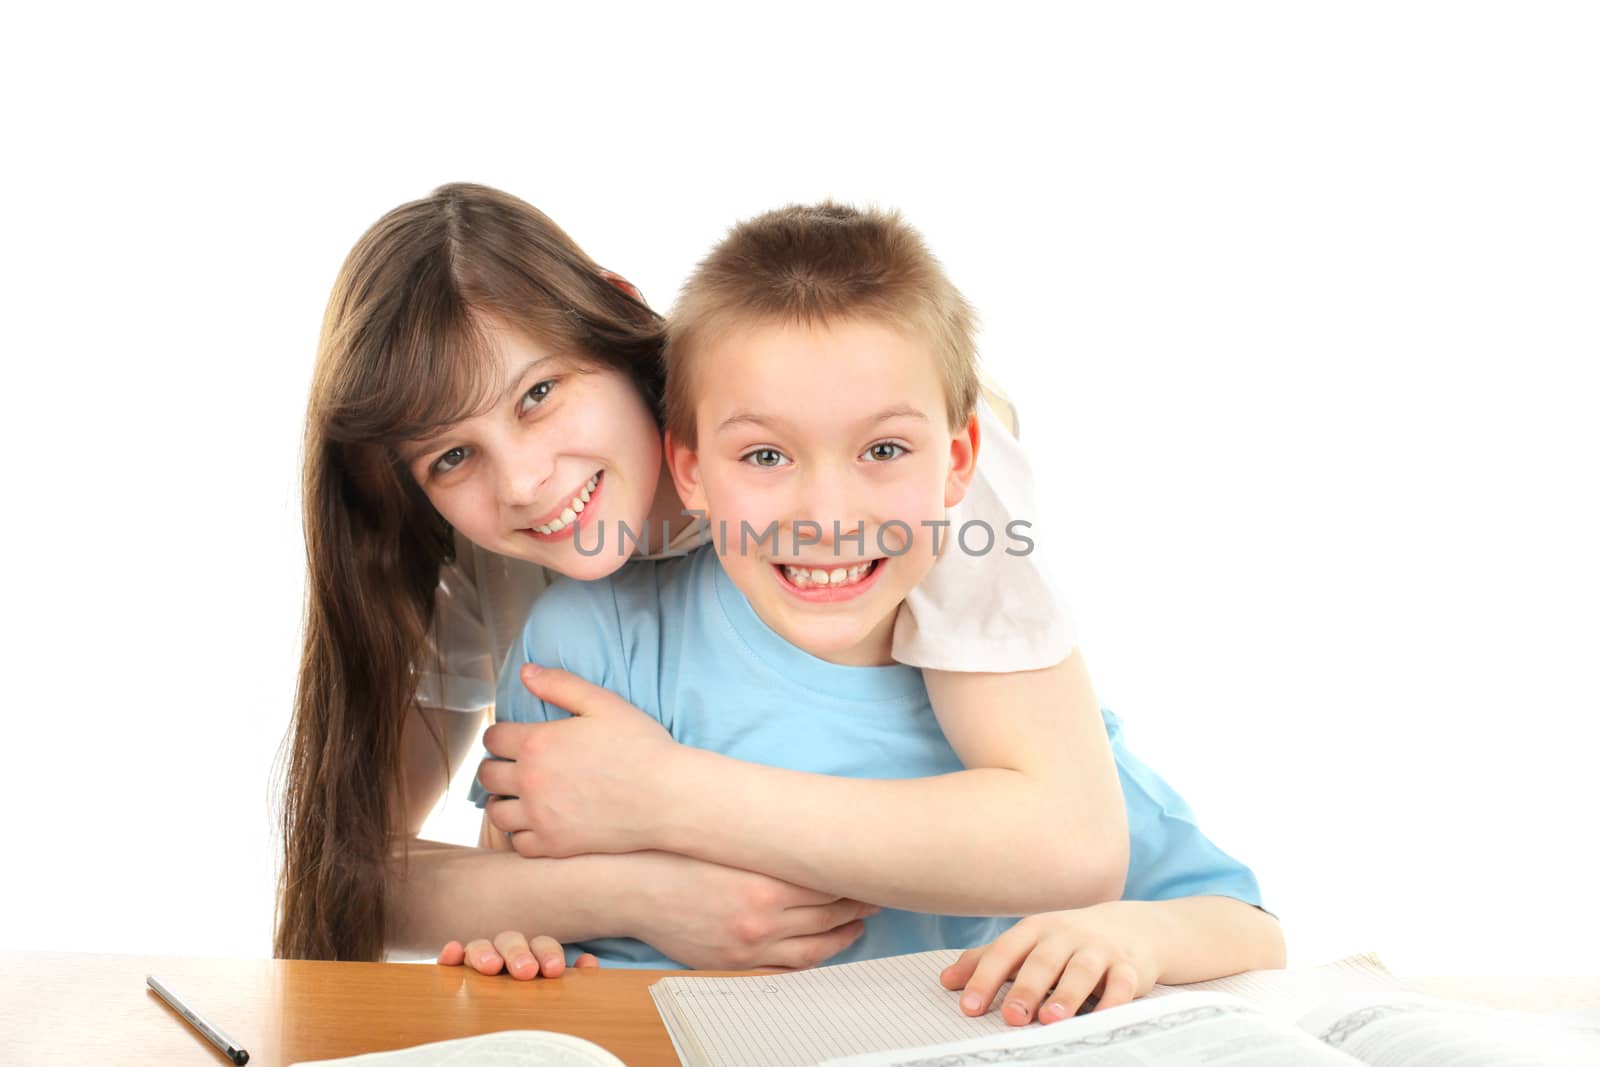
[3,951,1596,1066]
[0,951,705,1066]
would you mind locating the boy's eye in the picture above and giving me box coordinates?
[862,441,907,462]
[519,379,557,415]
[742,447,791,469]
[431,446,470,476]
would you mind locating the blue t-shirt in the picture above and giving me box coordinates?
[475,544,1262,969]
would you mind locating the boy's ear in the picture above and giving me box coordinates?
[664,428,708,514]
[943,411,981,508]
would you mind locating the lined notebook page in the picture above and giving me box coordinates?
[649,951,1397,1067]
[651,951,1001,1067]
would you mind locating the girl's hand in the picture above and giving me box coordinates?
[622,851,880,971]
[939,904,1163,1026]
[480,665,679,856]
[438,932,601,980]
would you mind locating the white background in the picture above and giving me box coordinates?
[2,3,1595,977]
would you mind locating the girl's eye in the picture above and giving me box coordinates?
[431,446,470,476]
[862,441,907,462]
[742,447,791,469]
[519,379,557,415]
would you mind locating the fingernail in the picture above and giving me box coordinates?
[510,954,533,972]
[541,955,562,970]
[1041,1002,1067,1022]
[523,664,542,677]
[961,993,982,1012]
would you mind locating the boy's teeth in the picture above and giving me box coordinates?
[534,473,601,534]
[783,562,873,588]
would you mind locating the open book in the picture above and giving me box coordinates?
[291,1030,625,1066]
[649,951,1600,1066]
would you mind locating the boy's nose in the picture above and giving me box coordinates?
[795,472,863,549]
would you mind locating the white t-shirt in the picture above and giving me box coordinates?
[415,387,1076,713]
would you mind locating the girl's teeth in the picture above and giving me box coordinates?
[534,473,601,535]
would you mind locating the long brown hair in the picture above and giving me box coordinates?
[275,183,665,961]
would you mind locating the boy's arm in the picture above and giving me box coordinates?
[1137,897,1287,984]
[942,897,1286,1025]
[492,651,1128,915]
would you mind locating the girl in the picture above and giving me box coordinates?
[277,183,1128,965]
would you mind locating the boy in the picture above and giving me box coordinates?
[463,203,1283,1024]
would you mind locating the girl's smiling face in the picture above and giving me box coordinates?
[403,316,664,580]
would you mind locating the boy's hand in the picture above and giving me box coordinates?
[438,932,601,980]
[480,664,678,856]
[940,904,1163,1026]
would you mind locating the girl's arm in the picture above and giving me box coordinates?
[484,652,1129,916]
[386,703,877,967]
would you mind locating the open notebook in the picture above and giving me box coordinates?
[649,950,1600,1066]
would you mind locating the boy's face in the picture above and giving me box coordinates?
[667,317,979,666]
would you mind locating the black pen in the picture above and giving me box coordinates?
[146,975,250,1065]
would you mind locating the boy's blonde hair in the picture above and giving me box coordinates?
[665,202,979,443]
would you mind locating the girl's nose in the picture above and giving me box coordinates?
[497,457,553,509]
